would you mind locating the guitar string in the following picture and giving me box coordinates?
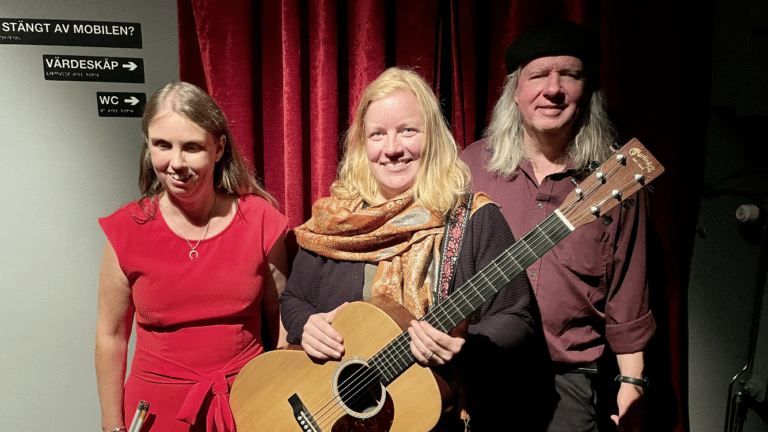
[309,334,397,428]
[567,178,644,228]
[311,320,416,428]
[319,213,569,425]
[309,215,571,428]
[555,153,627,215]
[306,212,571,428]
[303,166,643,426]
[307,247,526,425]
[308,172,642,426]
[306,322,402,429]
[311,201,630,429]
[309,203,591,426]
[314,159,641,416]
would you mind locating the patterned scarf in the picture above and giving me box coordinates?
[294,191,491,318]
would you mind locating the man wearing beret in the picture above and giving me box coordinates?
[461,20,655,432]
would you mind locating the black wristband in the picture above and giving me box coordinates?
[615,375,650,389]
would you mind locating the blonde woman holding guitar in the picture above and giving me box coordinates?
[274,68,548,431]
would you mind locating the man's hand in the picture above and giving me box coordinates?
[611,382,645,432]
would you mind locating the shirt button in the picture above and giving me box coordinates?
[538,203,544,208]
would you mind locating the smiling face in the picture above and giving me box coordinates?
[364,90,425,202]
[514,55,587,139]
[147,108,224,203]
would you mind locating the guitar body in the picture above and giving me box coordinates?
[232,139,664,432]
[231,297,443,432]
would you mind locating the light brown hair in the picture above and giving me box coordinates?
[136,82,276,219]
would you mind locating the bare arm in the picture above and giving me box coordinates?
[612,351,646,432]
[263,235,289,349]
[95,240,134,432]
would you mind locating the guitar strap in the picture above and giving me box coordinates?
[434,193,474,432]
[435,193,473,302]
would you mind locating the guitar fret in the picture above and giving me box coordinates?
[365,213,575,387]
[371,333,415,385]
[517,235,537,263]
[473,272,493,301]
[441,301,463,331]
[451,287,474,313]
[430,306,451,333]
[230,140,665,432]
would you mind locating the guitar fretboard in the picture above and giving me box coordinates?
[368,211,573,385]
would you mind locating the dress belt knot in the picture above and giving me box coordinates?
[130,340,263,432]
[212,371,229,395]
[177,372,235,432]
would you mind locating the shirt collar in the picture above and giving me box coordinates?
[518,160,583,183]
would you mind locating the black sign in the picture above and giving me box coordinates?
[0,18,141,48]
[97,92,146,118]
[43,55,145,83]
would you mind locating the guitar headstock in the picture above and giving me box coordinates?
[556,138,664,230]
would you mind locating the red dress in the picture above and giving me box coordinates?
[99,195,288,432]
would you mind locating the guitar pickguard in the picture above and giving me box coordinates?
[330,393,394,432]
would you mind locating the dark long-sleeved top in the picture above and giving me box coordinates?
[281,204,534,350]
[280,203,551,430]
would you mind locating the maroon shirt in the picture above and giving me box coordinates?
[461,139,655,365]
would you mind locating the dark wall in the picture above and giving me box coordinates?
[688,0,768,431]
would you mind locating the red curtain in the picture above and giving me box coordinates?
[177,1,710,430]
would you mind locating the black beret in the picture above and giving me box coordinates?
[504,20,601,75]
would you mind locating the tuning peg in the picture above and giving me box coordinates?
[612,190,622,201]
[611,142,621,151]
[616,154,627,165]
[634,174,646,185]
[602,215,614,225]
[588,160,601,171]
[622,198,636,209]
[570,178,585,199]
[596,172,606,183]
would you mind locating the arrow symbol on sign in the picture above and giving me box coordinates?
[122,62,137,71]
[125,97,140,106]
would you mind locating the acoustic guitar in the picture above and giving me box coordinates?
[230,138,664,432]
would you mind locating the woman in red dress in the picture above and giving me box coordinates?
[95,82,288,432]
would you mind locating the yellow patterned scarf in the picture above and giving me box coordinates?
[294,192,492,318]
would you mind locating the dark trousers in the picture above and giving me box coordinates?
[546,371,618,432]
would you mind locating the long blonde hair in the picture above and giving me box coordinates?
[137,82,277,219]
[332,68,470,216]
[485,69,615,177]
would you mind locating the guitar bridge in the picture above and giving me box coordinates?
[288,393,322,431]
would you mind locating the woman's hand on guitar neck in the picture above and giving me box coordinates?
[301,303,348,361]
[408,318,468,366]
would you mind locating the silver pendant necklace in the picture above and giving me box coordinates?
[165,195,217,260]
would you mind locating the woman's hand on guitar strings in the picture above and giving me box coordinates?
[408,319,467,366]
[301,302,348,361]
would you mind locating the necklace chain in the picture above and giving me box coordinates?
[165,195,217,260]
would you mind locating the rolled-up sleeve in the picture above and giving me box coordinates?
[604,189,656,354]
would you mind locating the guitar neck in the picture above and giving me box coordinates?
[369,211,573,385]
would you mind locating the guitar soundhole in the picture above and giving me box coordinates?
[335,360,385,417]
